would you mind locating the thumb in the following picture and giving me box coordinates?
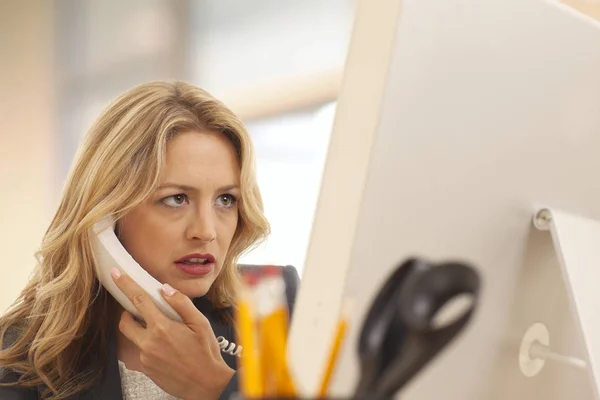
[161,283,211,333]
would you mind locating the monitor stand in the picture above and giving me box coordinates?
[518,207,600,397]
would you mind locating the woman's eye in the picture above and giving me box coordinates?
[161,194,188,208]
[216,194,237,208]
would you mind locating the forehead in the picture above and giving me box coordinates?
[161,130,240,187]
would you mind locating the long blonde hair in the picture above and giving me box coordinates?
[0,81,270,399]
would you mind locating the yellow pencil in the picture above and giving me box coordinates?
[262,305,296,396]
[257,266,297,397]
[318,299,352,398]
[236,275,263,398]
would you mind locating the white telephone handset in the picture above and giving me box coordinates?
[90,216,183,323]
[91,216,243,357]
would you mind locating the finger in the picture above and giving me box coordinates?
[160,283,211,333]
[119,310,148,348]
[111,267,168,325]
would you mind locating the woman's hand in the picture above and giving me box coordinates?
[111,268,235,400]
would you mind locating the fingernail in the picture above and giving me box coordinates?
[162,283,176,297]
[111,268,121,279]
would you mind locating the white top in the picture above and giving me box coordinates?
[118,360,181,400]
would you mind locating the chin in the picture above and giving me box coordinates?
[175,279,214,299]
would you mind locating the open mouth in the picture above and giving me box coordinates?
[180,258,211,265]
[175,254,216,276]
[175,253,216,267]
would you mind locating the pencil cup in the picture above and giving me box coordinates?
[230,396,377,400]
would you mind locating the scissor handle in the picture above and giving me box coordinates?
[374,262,481,399]
[399,261,480,332]
[354,259,423,395]
[354,259,481,400]
[358,259,422,352]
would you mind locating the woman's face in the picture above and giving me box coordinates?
[117,130,241,298]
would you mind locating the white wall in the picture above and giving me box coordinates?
[188,1,355,274]
[55,0,188,181]
[190,0,356,98]
[0,1,55,313]
[238,103,336,274]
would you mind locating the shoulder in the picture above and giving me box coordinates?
[0,370,38,400]
[280,265,300,316]
[0,327,39,399]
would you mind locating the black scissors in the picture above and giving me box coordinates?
[352,258,481,400]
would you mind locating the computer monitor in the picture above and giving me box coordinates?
[288,0,600,398]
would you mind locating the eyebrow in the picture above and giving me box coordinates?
[157,183,240,192]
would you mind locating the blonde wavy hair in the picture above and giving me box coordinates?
[0,81,270,399]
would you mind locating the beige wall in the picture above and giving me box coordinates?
[562,0,600,21]
[0,1,55,314]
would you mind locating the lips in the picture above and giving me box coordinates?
[175,253,216,276]
[175,253,216,264]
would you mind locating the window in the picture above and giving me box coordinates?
[238,102,336,276]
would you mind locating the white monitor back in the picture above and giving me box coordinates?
[288,0,600,399]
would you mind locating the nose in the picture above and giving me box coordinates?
[186,202,217,243]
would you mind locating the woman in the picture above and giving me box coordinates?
[0,81,271,399]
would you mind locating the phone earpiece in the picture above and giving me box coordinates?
[91,216,184,323]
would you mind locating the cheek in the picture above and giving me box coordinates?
[218,212,239,250]
[118,215,177,276]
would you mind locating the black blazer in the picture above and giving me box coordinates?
[0,265,300,400]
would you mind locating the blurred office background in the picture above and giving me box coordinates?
[0,0,356,312]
